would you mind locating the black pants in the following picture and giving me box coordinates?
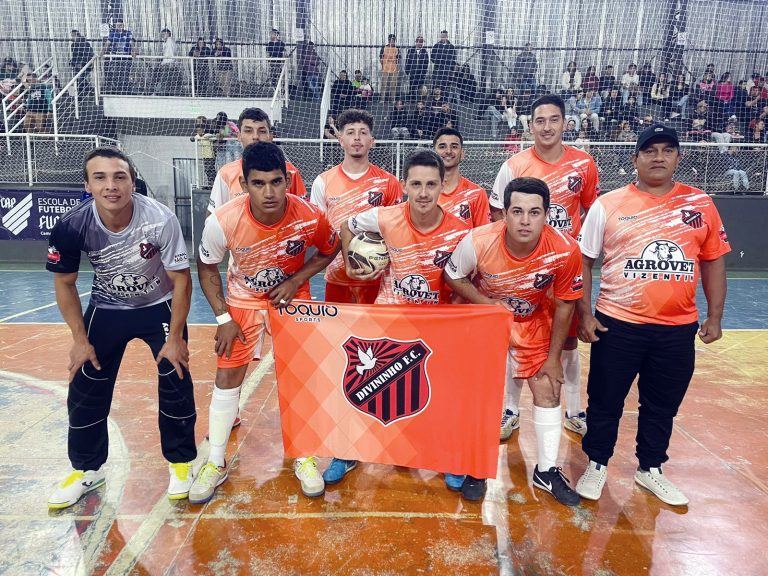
[67,300,197,471]
[582,310,698,470]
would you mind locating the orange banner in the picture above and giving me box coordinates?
[269,301,514,478]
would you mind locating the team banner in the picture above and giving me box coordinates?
[0,189,81,240]
[270,301,514,478]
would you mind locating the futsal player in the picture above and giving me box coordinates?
[432,127,490,228]
[208,107,307,212]
[190,142,340,503]
[309,108,403,304]
[490,94,599,439]
[47,147,197,509]
[574,125,729,506]
[445,177,584,506]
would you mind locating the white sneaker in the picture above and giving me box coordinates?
[48,468,106,510]
[189,462,228,504]
[564,411,587,436]
[634,467,689,506]
[167,462,194,500]
[576,460,607,500]
[500,409,520,441]
[294,456,325,497]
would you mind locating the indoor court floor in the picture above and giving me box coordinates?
[1,264,766,576]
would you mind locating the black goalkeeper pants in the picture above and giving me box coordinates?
[67,300,197,471]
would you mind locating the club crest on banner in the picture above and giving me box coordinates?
[342,336,432,426]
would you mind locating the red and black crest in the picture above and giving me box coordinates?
[140,242,159,259]
[568,175,583,194]
[368,190,384,207]
[46,246,61,264]
[459,203,471,220]
[719,226,729,243]
[286,239,306,256]
[433,250,452,269]
[533,273,554,290]
[342,336,432,426]
[571,274,584,292]
[681,209,703,229]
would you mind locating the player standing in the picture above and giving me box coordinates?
[574,125,729,505]
[310,109,403,304]
[445,177,584,506]
[490,94,599,439]
[47,147,197,509]
[190,143,339,503]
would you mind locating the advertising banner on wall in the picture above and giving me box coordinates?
[0,190,82,240]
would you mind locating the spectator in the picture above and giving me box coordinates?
[748,118,766,147]
[516,88,535,133]
[724,146,749,191]
[330,70,355,114]
[503,125,523,153]
[435,102,458,132]
[502,92,519,131]
[351,69,370,108]
[324,114,340,139]
[389,99,410,138]
[431,30,457,90]
[23,73,52,133]
[70,30,94,95]
[745,72,759,94]
[650,72,672,120]
[619,94,640,129]
[405,35,429,99]
[457,64,477,105]
[379,34,400,103]
[579,117,599,140]
[266,29,286,86]
[694,71,716,105]
[191,117,216,186]
[188,38,211,96]
[0,57,18,82]
[415,83,430,104]
[621,63,640,104]
[101,18,135,94]
[299,40,321,100]
[213,111,240,169]
[484,88,507,138]
[513,43,537,92]
[669,73,691,119]
[561,61,582,97]
[149,28,177,96]
[410,99,431,139]
[601,86,623,129]
[562,118,578,141]
[688,100,712,140]
[613,119,637,142]
[429,85,446,112]
[582,66,599,92]
[598,65,615,98]
[738,85,762,133]
[638,62,656,103]
[565,90,583,126]
[212,38,233,97]
[714,72,735,125]
[576,88,602,132]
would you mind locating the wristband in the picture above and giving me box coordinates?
[215,312,232,325]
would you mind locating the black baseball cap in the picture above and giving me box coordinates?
[635,123,679,152]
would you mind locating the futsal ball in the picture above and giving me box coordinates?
[347,232,389,274]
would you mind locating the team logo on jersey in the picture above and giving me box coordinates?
[533,273,554,290]
[368,190,384,207]
[681,209,703,229]
[504,297,536,318]
[719,226,729,243]
[342,336,433,426]
[107,273,161,297]
[548,204,573,231]
[459,203,471,220]
[47,246,61,264]
[572,274,584,291]
[433,250,453,269]
[244,267,287,291]
[200,245,210,258]
[568,175,583,194]
[139,242,159,259]
[286,239,306,257]
[624,240,695,281]
[393,274,439,303]
[328,229,339,248]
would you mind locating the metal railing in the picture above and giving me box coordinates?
[51,56,96,144]
[2,58,54,146]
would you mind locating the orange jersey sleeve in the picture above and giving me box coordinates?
[439,177,491,228]
[200,195,338,309]
[286,161,308,199]
[580,183,731,325]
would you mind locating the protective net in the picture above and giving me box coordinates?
[1,0,767,216]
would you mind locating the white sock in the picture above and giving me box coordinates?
[533,405,562,471]
[561,349,581,417]
[504,355,525,414]
[207,385,241,468]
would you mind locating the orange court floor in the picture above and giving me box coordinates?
[0,271,767,575]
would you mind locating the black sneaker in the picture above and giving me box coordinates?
[461,476,487,501]
[532,465,580,506]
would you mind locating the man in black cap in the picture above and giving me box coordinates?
[573,124,730,506]
[405,35,429,99]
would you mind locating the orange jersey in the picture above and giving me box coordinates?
[490,145,598,239]
[350,203,471,304]
[580,182,730,325]
[447,221,583,378]
[439,176,490,228]
[199,194,339,310]
[311,164,403,286]
[208,158,307,212]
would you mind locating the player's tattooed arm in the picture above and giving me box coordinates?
[197,259,228,315]
[443,274,498,307]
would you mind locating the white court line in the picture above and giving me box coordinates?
[104,351,275,576]
[0,370,130,576]
[0,291,91,323]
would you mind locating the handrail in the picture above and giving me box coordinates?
[51,56,96,142]
[270,65,287,124]
[3,57,56,152]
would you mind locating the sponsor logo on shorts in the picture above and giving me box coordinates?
[199,245,210,258]
[244,267,287,291]
[624,240,695,281]
[47,246,61,264]
[681,209,703,229]
[139,242,158,259]
[342,336,433,426]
